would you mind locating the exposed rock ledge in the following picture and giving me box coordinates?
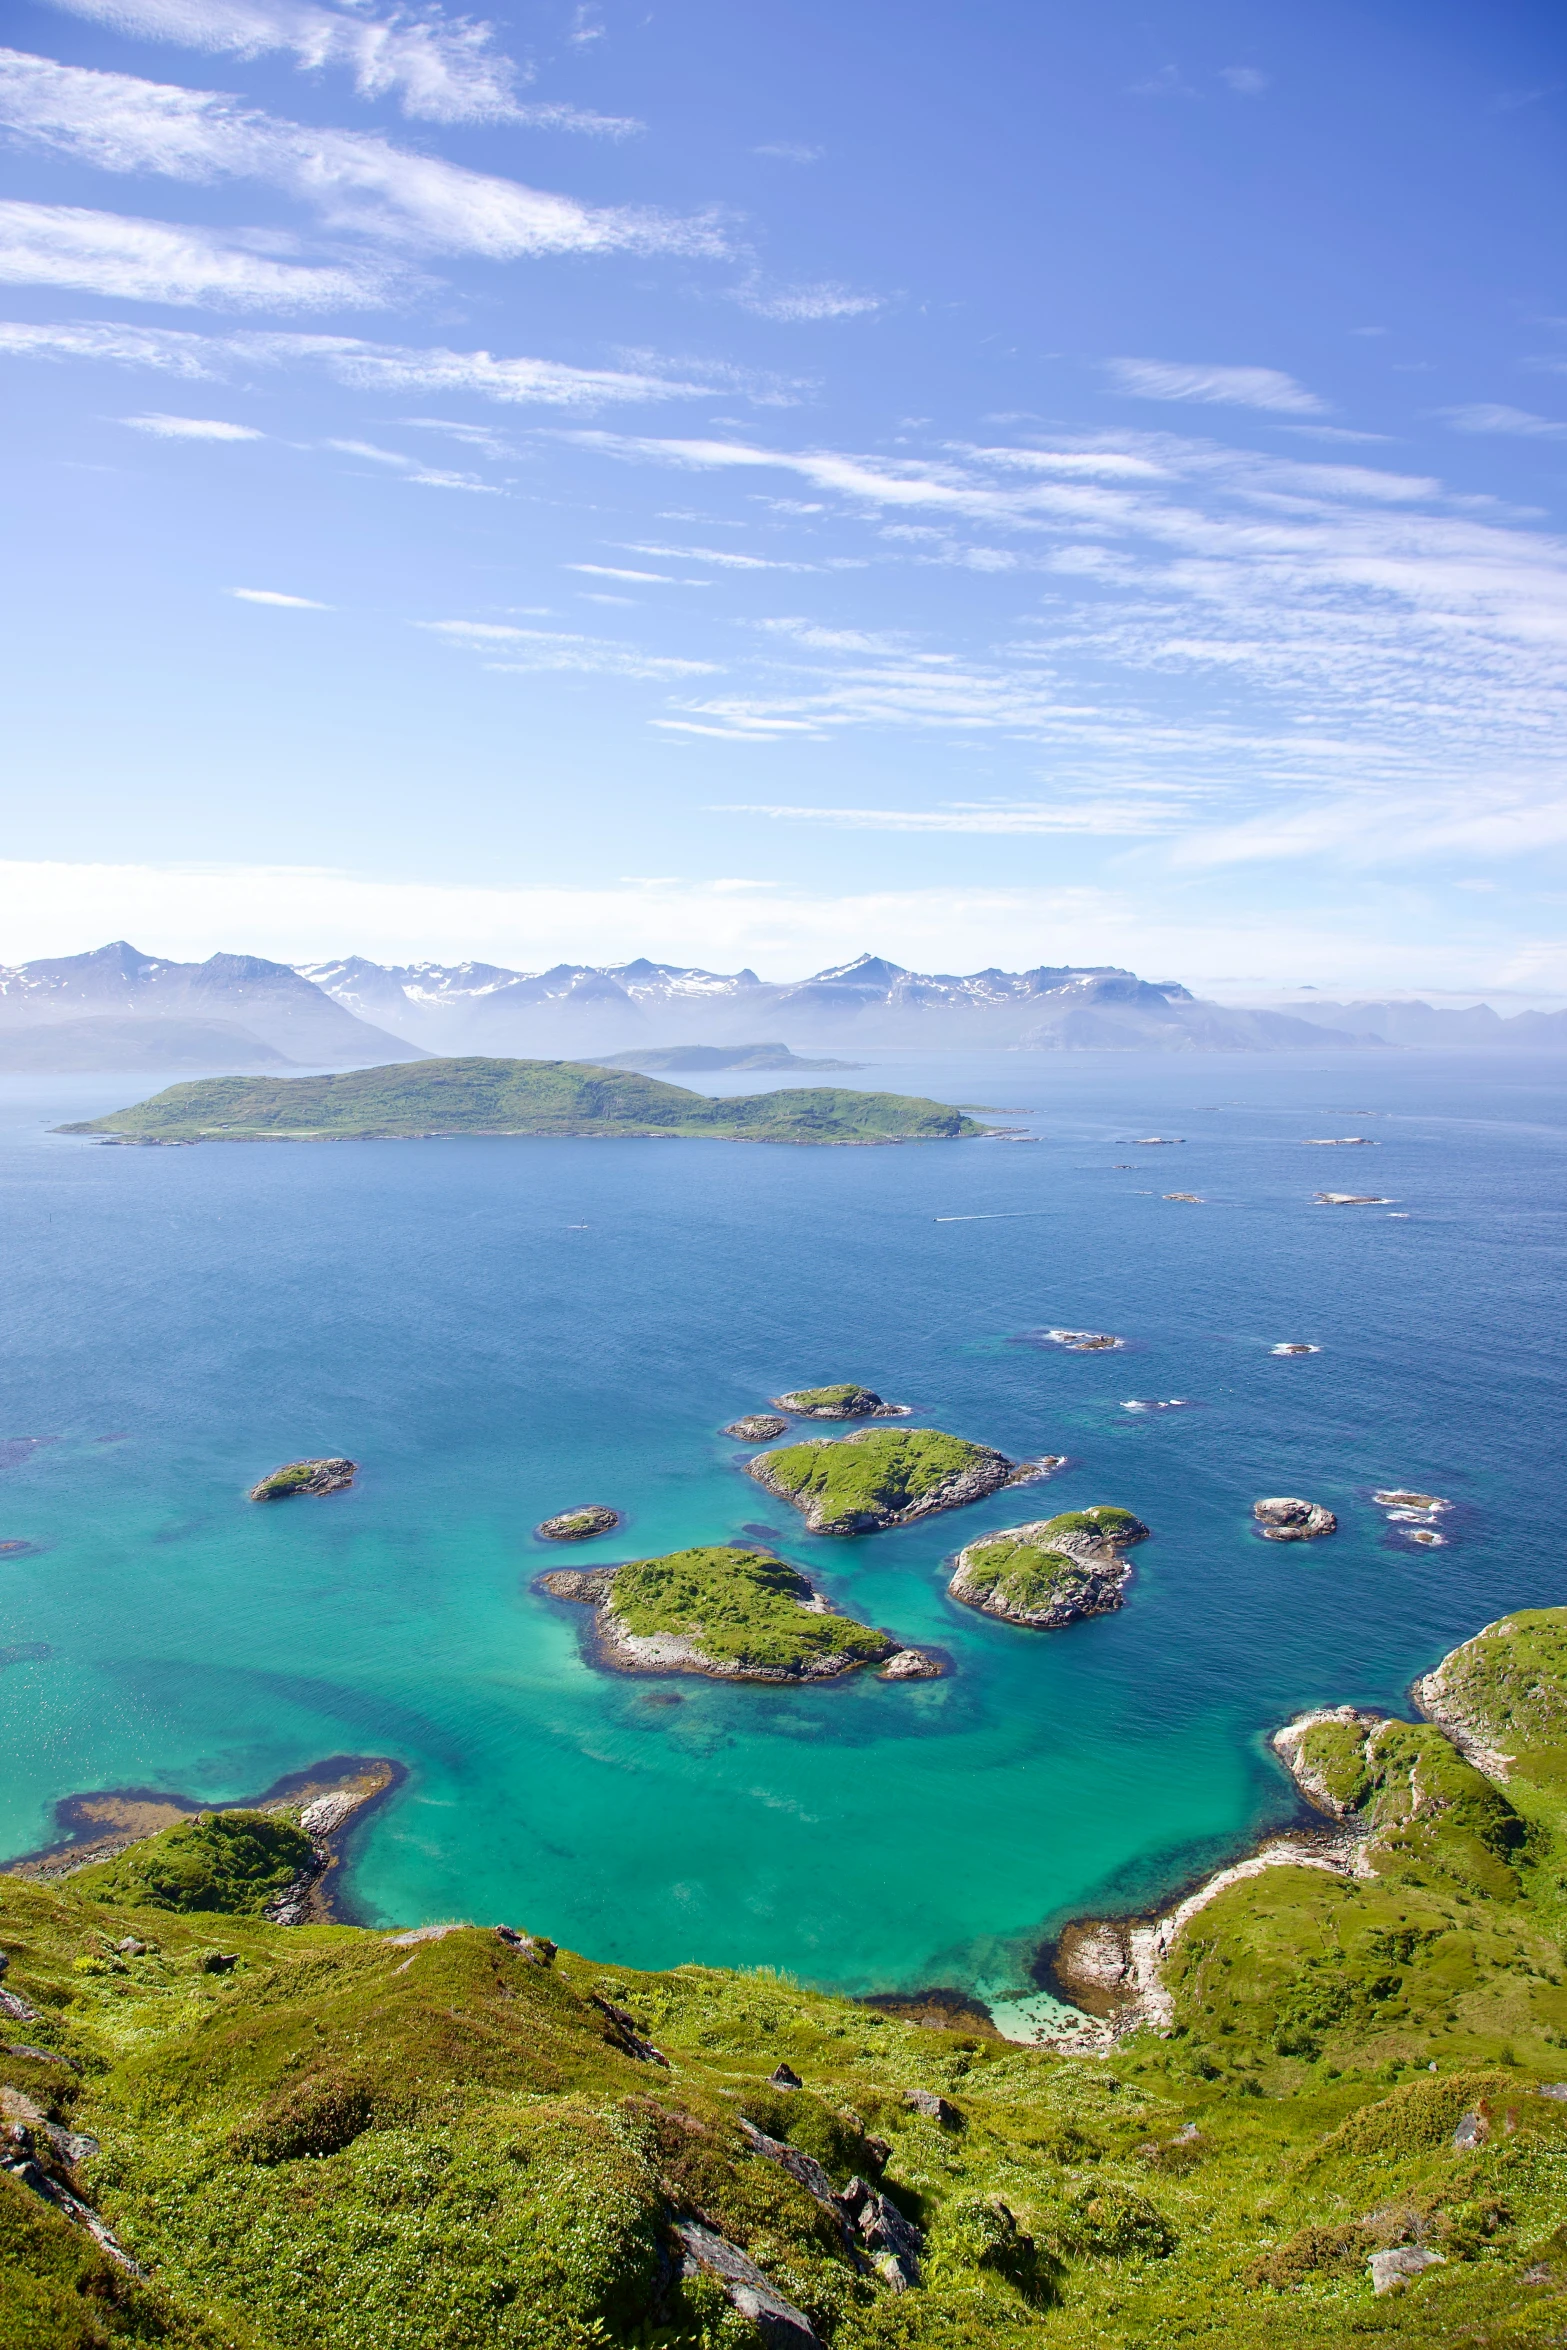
[1411,1654,1516,1780]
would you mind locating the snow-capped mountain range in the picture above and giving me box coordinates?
[2,944,1561,1074]
[294,951,1357,1055]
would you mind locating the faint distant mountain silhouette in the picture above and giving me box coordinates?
[0,942,426,1071]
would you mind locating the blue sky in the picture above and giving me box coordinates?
[2,0,1564,997]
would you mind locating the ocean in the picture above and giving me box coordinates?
[1,1049,1562,2020]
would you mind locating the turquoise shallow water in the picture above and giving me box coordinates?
[1,1050,1562,2008]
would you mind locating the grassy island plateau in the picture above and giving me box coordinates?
[770,1386,910,1421]
[12,1606,1567,2347]
[538,1544,926,1682]
[58,1061,987,1147]
[948,1509,1151,1629]
[748,1426,1047,1534]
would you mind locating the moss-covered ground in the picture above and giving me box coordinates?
[608,1547,891,1673]
[13,1609,1567,2347]
[754,1430,999,1533]
[59,1065,986,1147]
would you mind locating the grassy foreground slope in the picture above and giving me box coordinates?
[59,1062,987,1146]
[12,1613,1567,2347]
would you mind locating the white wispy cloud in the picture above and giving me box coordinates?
[559,423,1567,845]
[40,0,643,130]
[40,0,519,121]
[623,540,818,570]
[1440,402,1567,438]
[1107,358,1327,414]
[0,50,721,259]
[566,561,702,582]
[751,617,909,653]
[0,316,743,406]
[123,409,261,435]
[1172,780,1567,868]
[969,445,1168,479]
[416,619,718,678]
[326,434,496,488]
[731,280,882,321]
[230,585,325,603]
[1220,66,1269,95]
[712,797,1187,833]
[399,415,513,454]
[0,200,390,306]
[753,141,821,162]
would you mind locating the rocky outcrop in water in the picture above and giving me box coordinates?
[249,1458,357,1502]
[949,1509,1150,1628]
[878,1648,941,1680]
[770,1385,911,1419]
[722,1415,790,1441]
[1253,1496,1337,1541]
[536,1505,620,1541]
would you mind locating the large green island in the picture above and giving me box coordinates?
[748,1425,1046,1534]
[539,1544,933,1682]
[11,1606,1567,2348]
[57,1060,989,1146]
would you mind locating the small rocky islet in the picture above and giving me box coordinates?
[948,1508,1151,1629]
[1252,1495,1337,1541]
[720,1414,790,1441]
[248,1458,357,1502]
[747,1424,1050,1535]
[535,1505,620,1542]
[769,1383,911,1418]
[539,1544,939,1683]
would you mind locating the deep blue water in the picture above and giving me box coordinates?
[0,1051,1562,2014]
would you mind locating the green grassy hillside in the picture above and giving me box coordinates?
[11,1610,1567,2347]
[57,1062,986,1146]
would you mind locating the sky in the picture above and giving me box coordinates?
[1,0,1565,1000]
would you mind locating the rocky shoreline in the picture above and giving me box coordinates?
[1020,1627,1507,2054]
[538,1555,941,1685]
[5,1756,401,1923]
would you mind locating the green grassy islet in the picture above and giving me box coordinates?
[60,1062,988,1147]
[606,1544,892,1675]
